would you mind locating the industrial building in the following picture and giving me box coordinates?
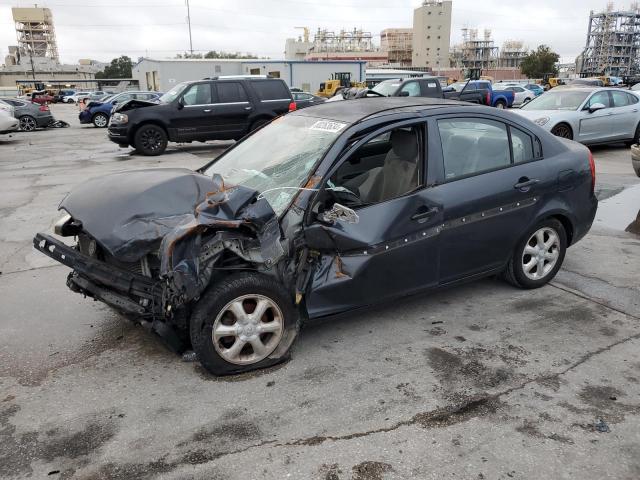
[380,29,413,67]
[581,2,640,77]
[412,0,453,70]
[1,7,104,91]
[10,7,59,64]
[498,40,528,68]
[133,58,366,94]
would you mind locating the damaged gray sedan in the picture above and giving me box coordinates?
[34,98,597,375]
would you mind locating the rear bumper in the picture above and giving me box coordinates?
[572,195,598,245]
[33,233,160,317]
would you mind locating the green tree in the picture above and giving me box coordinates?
[203,50,256,59]
[520,45,560,78]
[95,56,133,79]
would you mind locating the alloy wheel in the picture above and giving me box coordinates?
[212,294,284,365]
[94,114,108,127]
[521,227,560,281]
[140,129,163,151]
[20,116,36,131]
[551,124,572,139]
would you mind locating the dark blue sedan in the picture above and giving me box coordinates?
[35,98,597,375]
[79,91,161,127]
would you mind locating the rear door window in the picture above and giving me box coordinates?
[611,90,637,107]
[438,118,511,180]
[216,82,248,103]
[511,127,535,163]
[251,80,290,101]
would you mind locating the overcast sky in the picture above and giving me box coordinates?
[0,0,622,65]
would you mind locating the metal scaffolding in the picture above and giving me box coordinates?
[12,7,59,63]
[310,28,377,53]
[498,40,528,68]
[380,29,413,66]
[459,28,499,69]
[581,2,640,77]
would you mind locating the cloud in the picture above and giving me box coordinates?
[0,0,620,64]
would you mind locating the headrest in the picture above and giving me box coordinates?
[477,136,509,155]
[390,129,418,162]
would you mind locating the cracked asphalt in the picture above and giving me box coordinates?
[1,104,639,480]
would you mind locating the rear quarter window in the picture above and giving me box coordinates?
[251,80,291,101]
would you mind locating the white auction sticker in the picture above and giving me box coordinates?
[310,120,347,133]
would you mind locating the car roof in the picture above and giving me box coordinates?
[291,97,471,123]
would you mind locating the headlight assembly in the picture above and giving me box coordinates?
[111,113,128,124]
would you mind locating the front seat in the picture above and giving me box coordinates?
[361,129,419,203]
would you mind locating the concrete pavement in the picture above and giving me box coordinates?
[1,104,639,480]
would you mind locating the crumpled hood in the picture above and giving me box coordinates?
[113,99,159,112]
[59,168,277,265]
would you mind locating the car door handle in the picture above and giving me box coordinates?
[244,106,252,110]
[203,109,212,113]
[514,177,539,191]
[633,109,639,113]
[411,206,438,221]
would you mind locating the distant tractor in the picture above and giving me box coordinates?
[538,74,565,90]
[316,72,366,97]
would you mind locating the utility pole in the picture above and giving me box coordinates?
[186,0,193,56]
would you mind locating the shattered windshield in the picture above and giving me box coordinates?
[159,82,189,103]
[204,115,346,215]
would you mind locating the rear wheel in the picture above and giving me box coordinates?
[503,218,567,289]
[92,112,109,128]
[133,124,168,156]
[19,115,37,132]
[495,100,507,109]
[190,273,299,376]
[551,123,573,140]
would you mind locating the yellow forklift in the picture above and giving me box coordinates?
[316,72,367,98]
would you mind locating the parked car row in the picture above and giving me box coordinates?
[0,97,54,131]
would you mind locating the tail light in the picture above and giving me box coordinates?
[485,91,491,105]
[588,150,596,193]
[39,105,49,112]
[288,102,297,112]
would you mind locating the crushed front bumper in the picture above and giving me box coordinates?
[33,233,161,317]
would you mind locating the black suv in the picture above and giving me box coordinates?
[107,76,295,155]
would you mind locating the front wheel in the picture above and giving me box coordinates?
[133,124,168,156]
[551,123,573,140]
[502,218,567,289]
[190,273,300,376]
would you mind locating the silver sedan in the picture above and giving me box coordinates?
[513,87,640,145]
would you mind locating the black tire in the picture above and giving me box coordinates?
[19,115,37,132]
[625,122,640,146]
[133,124,168,156]
[92,112,109,128]
[249,118,271,132]
[495,100,507,109]
[190,273,300,376]
[551,123,573,140]
[502,218,567,289]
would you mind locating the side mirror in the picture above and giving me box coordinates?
[588,102,606,113]
[398,91,410,97]
[320,203,359,225]
[177,97,185,110]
